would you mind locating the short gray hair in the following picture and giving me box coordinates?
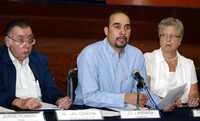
[158,17,184,39]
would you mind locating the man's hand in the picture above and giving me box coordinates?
[124,93,148,107]
[56,96,72,109]
[12,97,41,110]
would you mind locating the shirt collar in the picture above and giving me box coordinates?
[8,48,29,65]
[156,48,181,64]
[155,48,165,63]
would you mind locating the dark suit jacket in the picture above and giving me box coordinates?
[0,45,64,108]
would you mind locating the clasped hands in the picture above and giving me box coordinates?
[12,96,72,110]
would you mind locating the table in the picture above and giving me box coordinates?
[1,105,200,121]
[43,105,200,121]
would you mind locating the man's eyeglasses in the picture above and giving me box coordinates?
[159,34,181,40]
[7,35,36,45]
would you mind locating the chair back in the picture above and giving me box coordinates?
[67,68,78,101]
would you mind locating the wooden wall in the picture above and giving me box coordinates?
[0,1,200,92]
[106,0,200,8]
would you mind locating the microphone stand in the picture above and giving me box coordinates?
[134,72,159,110]
[136,80,144,110]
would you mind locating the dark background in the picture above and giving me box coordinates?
[0,0,199,93]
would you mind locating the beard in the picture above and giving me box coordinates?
[115,36,128,48]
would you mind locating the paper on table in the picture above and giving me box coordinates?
[101,110,120,117]
[0,106,15,112]
[158,84,186,109]
[108,104,147,112]
[39,103,119,117]
[82,109,120,117]
[39,102,60,110]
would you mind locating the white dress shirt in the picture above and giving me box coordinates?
[8,49,42,100]
[144,48,197,103]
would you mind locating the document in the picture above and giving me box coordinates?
[108,104,147,112]
[108,105,159,119]
[0,112,45,121]
[84,109,120,117]
[0,106,15,112]
[96,109,120,117]
[38,102,60,110]
[158,84,186,109]
[56,109,103,120]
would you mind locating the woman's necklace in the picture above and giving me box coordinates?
[165,56,177,62]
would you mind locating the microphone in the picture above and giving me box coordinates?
[133,71,145,89]
[132,70,146,110]
[133,71,159,109]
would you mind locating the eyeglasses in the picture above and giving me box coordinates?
[7,35,36,45]
[159,34,181,40]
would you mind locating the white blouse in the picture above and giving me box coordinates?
[144,48,198,103]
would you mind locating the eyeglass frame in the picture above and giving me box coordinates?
[159,33,181,40]
[6,35,36,45]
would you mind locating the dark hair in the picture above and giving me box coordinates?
[4,19,31,36]
[107,10,131,26]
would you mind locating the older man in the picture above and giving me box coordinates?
[0,20,72,110]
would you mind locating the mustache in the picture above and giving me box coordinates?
[116,36,127,41]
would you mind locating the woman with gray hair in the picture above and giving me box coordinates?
[144,17,199,108]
